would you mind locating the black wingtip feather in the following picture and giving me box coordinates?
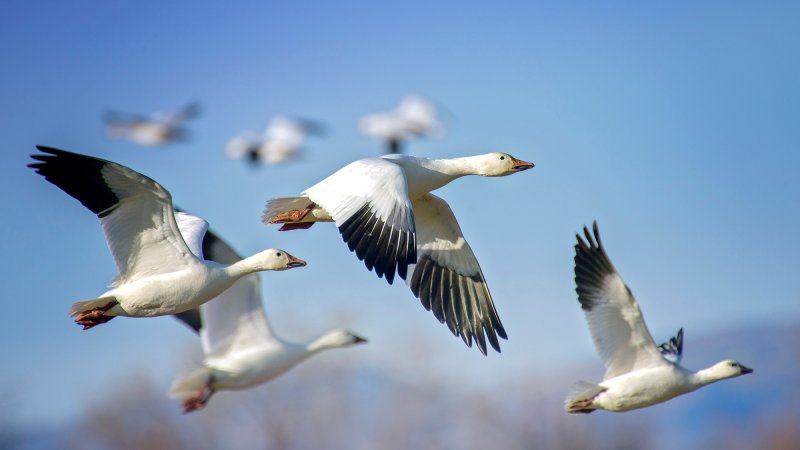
[428,267,444,323]
[410,257,426,299]
[658,328,685,360]
[486,332,501,353]
[382,228,399,285]
[496,326,508,340]
[29,146,122,218]
[173,309,202,333]
[484,319,501,353]
[397,232,409,280]
[574,221,619,312]
[474,324,488,356]
[419,259,434,311]
[337,203,418,287]
[355,214,381,256]
[406,254,505,354]
[441,272,459,335]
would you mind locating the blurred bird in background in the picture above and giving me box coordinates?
[102,102,201,147]
[359,95,444,154]
[225,116,326,167]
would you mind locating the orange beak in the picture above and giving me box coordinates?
[510,157,535,172]
[286,254,307,268]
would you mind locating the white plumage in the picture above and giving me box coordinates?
[170,216,367,413]
[565,222,753,413]
[29,146,305,329]
[264,152,534,354]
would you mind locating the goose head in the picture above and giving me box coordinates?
[707,359,754,380]
[309,329,369,352]
[474,152,534,176]
[251,249,307,271]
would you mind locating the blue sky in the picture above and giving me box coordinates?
[2,0,799,426]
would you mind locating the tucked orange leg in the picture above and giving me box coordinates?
[567,395,599,414]
[279,222,315,231]
[269,203,316,224]
[181,382,215,414]
[75,301,117,330]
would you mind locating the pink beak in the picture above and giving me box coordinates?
[510,157,535,171]
[286,254,307,268]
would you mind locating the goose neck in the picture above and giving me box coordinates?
[429,156,487,177]
[689,367,723,388]
[222,258,260,280]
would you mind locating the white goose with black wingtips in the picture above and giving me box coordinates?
[263,152,534,354]
[28,146,306,329]
[171,214,367,413]
[565,222,753,413]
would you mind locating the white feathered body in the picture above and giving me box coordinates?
[263,152,533,355]
[205,342,311,390]
[304,155,458,207]
[592,365,697,412]
[566,223,752,413]
[102,262,235,317]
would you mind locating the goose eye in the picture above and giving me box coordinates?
[500,156,505,160]
[276,252,282,257]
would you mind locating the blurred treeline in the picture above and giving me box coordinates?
[6,322,800,450]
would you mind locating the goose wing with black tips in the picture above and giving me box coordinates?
[406,194,506,354]
[303,157,417,284]
[657,328,684,364]
[574,222,666,379]
[29,146,200,282]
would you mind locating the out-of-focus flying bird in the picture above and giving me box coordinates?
[359,95,444,154]
[225,116,325,167]
[102,102,201,147]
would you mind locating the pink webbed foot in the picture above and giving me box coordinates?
[181,396,206,414]
[269,203,316,224]
[74,301,117,330]
[181,384,215,414]
[567,398,597,414]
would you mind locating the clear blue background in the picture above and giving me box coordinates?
[2,0,798,427]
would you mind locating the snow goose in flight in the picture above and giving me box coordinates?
[171,214,367,413]
[102,102,201,147]
[359,95,443,154]
[565,222,753,413]
[263,152,534,354]
[28,146,306,329]
[225,116,325,167]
